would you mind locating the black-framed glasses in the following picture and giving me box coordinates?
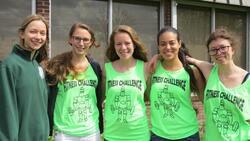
[208,45,230,56]
[72,36,91,44]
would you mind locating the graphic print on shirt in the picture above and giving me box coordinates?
[110,86,134,123]
[68,87,92,122]
[154,85,180,118]
[212,100,239,137]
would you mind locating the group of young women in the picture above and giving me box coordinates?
[0,14,249,141]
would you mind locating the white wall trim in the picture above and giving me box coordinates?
[246,11,250,71]
[32,0,36,14]
[160,0,165,29]
[49,0,51,58]
[108,0,113,37]
[171,0,177,28]
[211,8,215,32]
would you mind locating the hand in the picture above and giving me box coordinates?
[186,55,196,65]
[148,54,159,73]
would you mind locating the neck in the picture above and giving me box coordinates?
[162,58,183,71]
[71,52,87,66]
[218,61,237,75]
[118,57,135,66]
[19,44,37,59]
[114,57,136,72]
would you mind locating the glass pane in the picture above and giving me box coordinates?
[113,1,159,58]
[215,9,246,69]
[0,0,31,60]
[177,5,211,61]
[51,0,107,66]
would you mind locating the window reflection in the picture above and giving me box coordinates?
[113,1,159,58]
[51,0,107,65]
[177,5,211,61]
[216,9,246,68]
[52,0,159,65]
[0,0,31,60]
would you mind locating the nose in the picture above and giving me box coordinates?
[120,43,127,49]
[161,43,171,49]
[34,33,43,40]
[79,39,85,45]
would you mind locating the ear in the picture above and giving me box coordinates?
[179,40,182,48]
[68,37,73,46]
[231,47,235,55]
[19,31,25,39]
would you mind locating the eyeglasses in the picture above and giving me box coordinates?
[72,36,91,44]
[208,45,230,56]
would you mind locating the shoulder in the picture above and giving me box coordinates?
[87,56,101,69]
[1,53,23,70]
[191,65,203,79]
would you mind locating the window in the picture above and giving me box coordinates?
[215,9,246,68]
[113,1,159,57]
[176,3,248,69]
[51,0,107,66]
[51,0,160,66]
[0,0,31,60]
[177,5,211,61]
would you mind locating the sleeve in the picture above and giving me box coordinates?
[87,56,104,133]
[0,63,19,140]
[95,62,104,134]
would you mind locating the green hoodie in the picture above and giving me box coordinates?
[0,44,49,141]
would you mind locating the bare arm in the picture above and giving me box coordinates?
[192,66,206,102]
[186,56,213,81]
[144,62,151,102]
[101,66,106,104]
[147,54,159,73]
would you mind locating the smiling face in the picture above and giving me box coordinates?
[114,32,134,60]
[208,38,234,65]
[69,27,93,56]
[19,20,47,51]
[158,31,181,61]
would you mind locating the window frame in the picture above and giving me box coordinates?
[173,0,250,71]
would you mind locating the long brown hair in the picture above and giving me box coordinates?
[46,51,73,85]
[157,26,199,92]
[18,14,49,62]
[106,25,148,62]
[46,23,98,85]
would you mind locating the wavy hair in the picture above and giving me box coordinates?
[206,27,239,50]
[46,23,99,85]
[18,14,49,63]
[106,25,148,62]
[157,26,199,92]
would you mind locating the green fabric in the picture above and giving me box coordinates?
[54,65,99,136]
[150,61,199,139]
[104,60,150,141]
[204,64,250,141]
[0,44,49,141]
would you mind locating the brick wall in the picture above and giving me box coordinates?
[164,0,172,26]
[192,96,205,138]
[36,0,49,21]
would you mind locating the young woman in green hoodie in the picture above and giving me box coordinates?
[0,14,49,141]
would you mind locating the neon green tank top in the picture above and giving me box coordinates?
[204,64,250,141]
[54,65,99,136]
[150,61,199,139]
[104,60,150,141]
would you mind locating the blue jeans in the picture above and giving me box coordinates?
[151,132,200,141]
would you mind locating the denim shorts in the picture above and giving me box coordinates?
[151,132,200,141]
